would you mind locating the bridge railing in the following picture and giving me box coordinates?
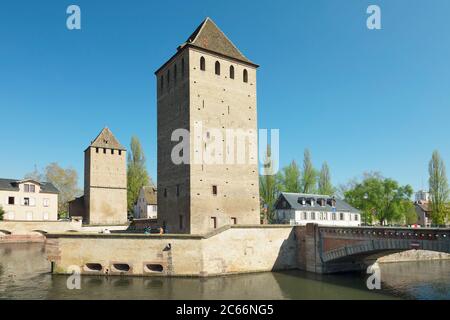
[318,225,449,241]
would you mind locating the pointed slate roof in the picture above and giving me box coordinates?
[89,127,126,151]
[180,17,253,64]
[155,17,257,74]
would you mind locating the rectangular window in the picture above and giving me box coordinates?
[43,198,49,207]
[29,185,35,193]
[24,184,30,192]
[164,188,167,198]
[354,214,359,221]
[30,198,36,206]
[303,212,307,220]
[211,217,217,229]
[111,149,114,155]
[179,215,183,230]
[340,213,345,221]
[332,212,336,220]
[212,185,218,196]
[311,212,316,220]
[24,197,30,206]
[231,217,237,225]
[103,148,106,154]
[96,148,99,153]
[119,150,122,156]
[8,197,14,205]
[176,184,180,197]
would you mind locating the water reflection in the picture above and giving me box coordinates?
[0,243,449,300]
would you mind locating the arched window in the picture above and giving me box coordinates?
[229,66,235,79]
[215,61,220,75]
[174,64,177,83]
[243,69,248,83]
[200,56,206,71]
[181,58,185,77]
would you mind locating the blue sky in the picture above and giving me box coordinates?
[0,0,449,191]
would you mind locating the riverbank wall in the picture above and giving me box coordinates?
[46,225,297,277]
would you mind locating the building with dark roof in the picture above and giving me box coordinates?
[0,178,59,221]
[274,192,361,226]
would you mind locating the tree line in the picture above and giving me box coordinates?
[260,148,334,223]
[260,148,450,227]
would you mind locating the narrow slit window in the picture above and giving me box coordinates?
[215,61,220,75]
[200,56,206,71]
[229,65,234,79]
[243,69,248,83]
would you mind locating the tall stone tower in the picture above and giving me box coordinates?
[155,18,260,234]
[83,127,128,225]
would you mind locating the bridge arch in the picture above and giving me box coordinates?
[297,224,450,274]
[321,238,450,264]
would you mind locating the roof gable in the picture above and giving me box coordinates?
[181,17,253,64]
[89,127,125,151]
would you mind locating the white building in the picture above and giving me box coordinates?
[274,192,361,227]
[133,186,157,220]
[0,178,59,221]
[415,190,430,203]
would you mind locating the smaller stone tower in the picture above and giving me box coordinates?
[83,127,127,225]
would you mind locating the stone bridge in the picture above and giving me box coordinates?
[296,224,450,273]
[0,220,83,243]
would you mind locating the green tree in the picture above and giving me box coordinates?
[44,163,82,217]
[127,136,150,214]
[344,173,413,225]
[301,149,317,194]
[25,163,81,217]
[403,201,418,226]
[318,162,334,195]
[0,205,4,221]
[259,145,281,223]
[428,150,450,226]
[279,160,301,193]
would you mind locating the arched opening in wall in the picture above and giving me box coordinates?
[144,264,164,273]
[200,56,206,71]
[112,263,131,273]
[215,61,221,75]
[243,69,248,83]
[84,263,103,272]
[229,65,234,79]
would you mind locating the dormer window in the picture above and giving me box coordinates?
[24,184,35,193]
[310,199,315,207]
